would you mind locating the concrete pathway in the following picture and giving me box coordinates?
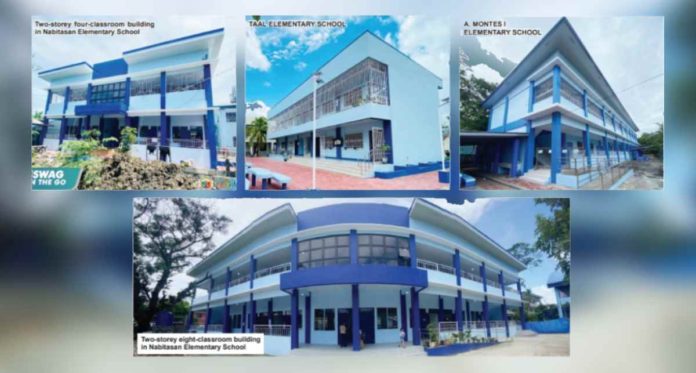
[462,334,569,356]
[246,157,448,190]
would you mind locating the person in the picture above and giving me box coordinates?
[400,328,406,348]
[339,324,347,347]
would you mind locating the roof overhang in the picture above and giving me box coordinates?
[481,18,638,132]
[123,28,224,65]
[409,199,527,272]
[187,203,297,277]
[38,62,93,81]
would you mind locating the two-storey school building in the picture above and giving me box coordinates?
[266,31,445,178]
[185,199,526,352]
[461,18,641,187]
[36,28,226,169]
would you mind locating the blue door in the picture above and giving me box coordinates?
[359,308,375,344]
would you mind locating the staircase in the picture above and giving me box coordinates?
[520,167,550,185]
[286,156,374,178]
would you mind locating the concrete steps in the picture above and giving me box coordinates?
[520,168,550,185]
[287,157,373,178]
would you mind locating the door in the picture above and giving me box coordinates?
[359,308,375,345]
[337,308,352,346]
[315,137,321,157]
[371,127,384,161]
[101,118,121,148]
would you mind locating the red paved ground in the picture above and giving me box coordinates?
[246,157,448,190]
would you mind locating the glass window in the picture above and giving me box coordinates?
[225,112,236,122]
[171,125,205,148]
[314,309,335,330]
[587,98,602,119]
[166,69,204,93]
[298,235,350,270]
[560,79,583,108]
[90,82,126,104]
[357,234,410,266]
[377,308,398,329]
[131,77,161,97]
[534,78,552,102]
[344,133,363,149]
[69,87,87,102]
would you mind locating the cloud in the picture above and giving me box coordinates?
[470,63,504,84]
[293,61,307,71]
[263,81,271,87]
[531,285,557,305]
[245,28,271,71]
[246,100,270,124]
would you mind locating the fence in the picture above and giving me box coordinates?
[558,156,633,189]
[254,324,291,336]
[254,262,291,279]
[424,320,516,345]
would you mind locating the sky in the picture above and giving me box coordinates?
[467,17,664,134]
[31,16,236,114]
[245,15,450,120]
[165,197,561,305]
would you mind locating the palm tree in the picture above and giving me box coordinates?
[247,117,268,156]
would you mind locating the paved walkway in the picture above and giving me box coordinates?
[289,343,426,357]
[462,173,569,190]
[246,157,448,190]
[462,334,569,356]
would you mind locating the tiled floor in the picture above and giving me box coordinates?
[246,157,448,190]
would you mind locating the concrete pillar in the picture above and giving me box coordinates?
[400,292,408,342]
[411,287,421,346]
[510,138,520,177]
[551,112,562,183]
[584,124,592,168]
[304,294,311,344]
[290,289,299,349]
[552,65,561,104]
[352,285,360,351]
[526,121,535,172]
[456,291,463,331]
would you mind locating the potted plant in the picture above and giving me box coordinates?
[427,322,439,348]
[381,144,390,163]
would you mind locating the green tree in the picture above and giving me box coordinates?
[534,198,570,279]
[507,242,543,268]
[119,126,137,153]
[33,111,44,120]
[638,122,663,159]
[460,64,498,132]
[133,198,232,333]
[247,116,268,156]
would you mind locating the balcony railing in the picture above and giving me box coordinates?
[206,324,223,333]
[254,262,291,279]
[230,274,250,287]
[253,324,291,336]
[417,258,507,291]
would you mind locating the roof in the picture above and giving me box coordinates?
[123,28,224,55]
[460,131,526,138]
[37,62,93,79]
[480,17,638,131]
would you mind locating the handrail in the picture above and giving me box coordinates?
[254,324,291,336]
[254,262,291,279]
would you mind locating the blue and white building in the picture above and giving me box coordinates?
[462,18,641,187]
[36,28,226,169]
[185,199,526,352]
[266,31,444,178]
[547,270,570,319]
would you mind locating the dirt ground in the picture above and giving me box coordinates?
[619,157,663,190]
[462,333,570,356]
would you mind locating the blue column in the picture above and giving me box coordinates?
[456,290,463,331]
[584,124,592,167]
[410,287,421,346]
[124,77,131,109]
[352,284,360,351]
[290,289,299,349]
[526,121,535,172]
[453,250,461,286]
[550,112,562,183]
[510,138,520,177]
[601,106,606,126]
[502,300,509,337]
[185,310,193,332]
[400,292,408,341]
[480,262,488,293]
[552,65,561,104]
[62,86,70,115]
[225,267,231,296]
[483,296,490,338]
[492,143,501,174]
[203,64,218,169]
[350,229,358,265]
[242,303,247,333]
[335,127,342,159]
[249,294,256,332]
[465,299,471,329]
[249,255,256,289]
[58,117,67,144]
[204,305,212,333]
[304,293,311,344]
[517,279,525,329]
[268,299,273,324]
[438,296,444,322]
[499,271,505,297]
[527,80,535,112]
[383,120,393,164]
[159,72,168,159]
[582,89,588,117]
[604,134,610,161]
[503,96,509,131]
[409,234,417,268]
[290,238,299,271]
[223,301,231,333]
[614,139,620,161]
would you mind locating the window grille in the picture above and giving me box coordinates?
[131,77,161,97]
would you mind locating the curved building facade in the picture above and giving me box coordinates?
[185,199,526,351]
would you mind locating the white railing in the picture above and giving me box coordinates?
[416,258,455,275]
[254,262,291,279]
[206,324,223,333]
[461,270,483,283]
[230,274,250,286]
[438,321,458,334]
[254,324,291,336]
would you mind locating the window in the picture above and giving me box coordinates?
[138,125,159,139]
[45,120,61,139]
[323,136,335,149]
[377,308,398,329]
[131,77,161,97]
[587,98,602,119]
[225,112,236,122]
[560,79,583,108]
[344,133,363,149]
[64,119,81,139]
[357,234,410,266]
[232,314,242,329]
[51,92,65,105]
[90,82,126,104]
[268,58,390,133]
[69,87,87,102]
[314,309,335,330]
[534,78,552,102]
[166,70,204,93]
[298,235,350,269]
[171,125,205,148]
